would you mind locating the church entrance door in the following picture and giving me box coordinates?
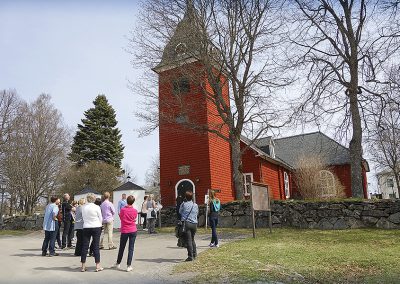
[175,179,195,201]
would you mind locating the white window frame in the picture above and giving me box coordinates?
[317,170,336,198]
[243,173,253,197]
[284,171,290,198]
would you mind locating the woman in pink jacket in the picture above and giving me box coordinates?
[113,195,138,272]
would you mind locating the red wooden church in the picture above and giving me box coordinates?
[153,3,369,207]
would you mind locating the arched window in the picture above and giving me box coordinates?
[284,172,290,198]
[317,170,335,198]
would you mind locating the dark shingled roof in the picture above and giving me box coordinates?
[154,1,204,71]
[255,132,351,168]
[76,186,101,196]
[114,181,146,192]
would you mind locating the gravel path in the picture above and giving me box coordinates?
[0,230,218,284]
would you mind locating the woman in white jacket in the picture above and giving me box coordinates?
[80,193,103,272]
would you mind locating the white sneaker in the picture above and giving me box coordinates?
[127,266,133,272]
[113,263,121,269]
[208,243,215,247]
[143,228,148,231]
[215,244,220,248]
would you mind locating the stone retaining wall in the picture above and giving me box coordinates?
[3,200,399,230]
[160,199,400,229]
[2,214,44,230]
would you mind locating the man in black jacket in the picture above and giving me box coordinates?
[61,193,74,249]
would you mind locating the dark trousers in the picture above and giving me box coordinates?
[148,218,156,233]
[62,219,74,248]
[81,227,101,264]
[209,217,219,245]
[141,213,147,229]
[56,221,62,247]
[117,232,137,266]
[42,225,57,255]
[74,229,83,256]
[184,221,197,259]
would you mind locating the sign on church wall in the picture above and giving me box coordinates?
[178,165,190,175]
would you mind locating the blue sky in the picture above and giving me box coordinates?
[0,0,159,184]
[0,0,379,193]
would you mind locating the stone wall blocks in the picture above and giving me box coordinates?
[361,210,389,217]
[361,216,378,225]
[329,203,345,210]
[388,212,400,224]
[376,218,400,229]
[333,218,349,230]
[318,219,334,229]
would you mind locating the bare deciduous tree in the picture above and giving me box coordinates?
[0,90,19,163]
[131,0,291,199]
[144,155,160,198]
[3,94,70,214]
[369,70,400,198]
[121,163,137,184]
[288,0,400,197]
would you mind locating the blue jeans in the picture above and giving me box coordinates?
[42,224,58,255]
[209,217,218,245]
[117,232,137,266]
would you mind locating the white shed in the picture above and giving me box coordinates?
[113,181,146,229]
[74,187,102,202]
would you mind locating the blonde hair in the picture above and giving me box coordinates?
[103,192,110,199]
[210,191,217,200]
[149,194,154,200]
[86,193,96,203]
[78,198,86,206]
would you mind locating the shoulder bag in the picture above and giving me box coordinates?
[178,203,194,237]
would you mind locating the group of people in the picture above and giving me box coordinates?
[42,189,220,271]
[42,192,140,272]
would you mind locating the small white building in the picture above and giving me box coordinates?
[377,170,399,199]
[74,187,102,202]
[113,181,146,229]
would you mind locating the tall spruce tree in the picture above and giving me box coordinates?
[70,95,124,168]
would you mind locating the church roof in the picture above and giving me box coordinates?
[76,186,101,196]
[113,181,146,192]
[255,132,351,168]
[153,1,209,73]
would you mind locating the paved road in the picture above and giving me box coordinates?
[0,231,213,284]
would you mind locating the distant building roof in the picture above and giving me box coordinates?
[256,132,350,168]
[76,186,101,196]
[114,181,146,192]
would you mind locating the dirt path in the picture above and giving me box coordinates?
[0,231,215,284]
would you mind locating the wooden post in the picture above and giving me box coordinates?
[268,210,272,234]
[250,185,256,239]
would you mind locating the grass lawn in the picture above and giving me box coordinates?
[175,228,400,284]
[0,230,32,237]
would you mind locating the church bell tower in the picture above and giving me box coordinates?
[152,1,234,207]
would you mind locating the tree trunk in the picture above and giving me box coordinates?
[25,200,31,215]
[231,136,244,200]
[393,169,400,199]
[349,91,364,198]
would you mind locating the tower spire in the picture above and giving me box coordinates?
[185,0,195,18]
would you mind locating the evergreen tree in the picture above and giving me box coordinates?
[69,95,124,168]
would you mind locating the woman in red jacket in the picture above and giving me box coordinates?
[113,195,138,272]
